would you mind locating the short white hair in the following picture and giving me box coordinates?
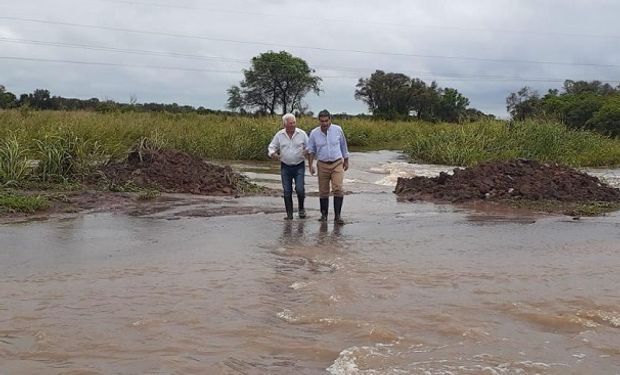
[281,113,296,127]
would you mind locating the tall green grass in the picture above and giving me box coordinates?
[405,120,620,167]
[0,110,413,163]
[1,110,619,186]
[0,136,31,184]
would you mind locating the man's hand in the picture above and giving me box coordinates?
[270,153,280,161]
[309,164,316,175]
[343,158,349,171]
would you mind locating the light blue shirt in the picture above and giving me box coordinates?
[307,124,349,162]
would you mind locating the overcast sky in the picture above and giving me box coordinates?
[1,0,619,117]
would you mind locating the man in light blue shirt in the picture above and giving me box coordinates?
[307,109,349,225]
[268,113,309,219]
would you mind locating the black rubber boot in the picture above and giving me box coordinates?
[298,196,306,219]
[319,198,329,222]
[284,195,294,220]
[334,196,344,225]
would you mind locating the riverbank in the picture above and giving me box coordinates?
[2,150,620,224]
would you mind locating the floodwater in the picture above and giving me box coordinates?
[1,151,619,375]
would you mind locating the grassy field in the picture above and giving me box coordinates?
[1,110,620,185]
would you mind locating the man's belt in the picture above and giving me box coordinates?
[319,159,341,164]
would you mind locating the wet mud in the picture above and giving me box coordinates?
[395,159,620,204]
[94,148,264,195]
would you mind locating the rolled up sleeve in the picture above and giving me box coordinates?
[339,128,349,158]
[267,134,279,157]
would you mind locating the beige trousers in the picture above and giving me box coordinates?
[317,160,344,198]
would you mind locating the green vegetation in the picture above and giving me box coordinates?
[506,80,620,137]
[0,109,618,218]
[0,191,49,214]
[137,189,161,201]
[0,136,31,184]
[227,51,321,115]
[509,199,620,217]
[1,110,620,188]
[355,70,491,122]
[406,120,620,167]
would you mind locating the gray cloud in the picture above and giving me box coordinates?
[1,0,619,117]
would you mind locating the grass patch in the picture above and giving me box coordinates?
[105,180,141,193]
[230,174,269,194]
[508,199,620,216]
[0,192,49,214]
[137,189,160,200]
[567,202,620,216]
[10,179,83,191]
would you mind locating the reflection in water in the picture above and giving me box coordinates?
[318,221,342,243]
[279,220,306,246]
[1,151,620,374]
[278,220,344,248]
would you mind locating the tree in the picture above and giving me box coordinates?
[506,81,620,137]
[410,79,439,121]
[437,88,470,123]
[0,85,17,109]
[506,87,542,120]
[226,51,321,114]
[563,80,616,96]
[586,96,620,137]
[354,70,414,119]
[18,89,52,110]
[355,71,476,122]
[226,86,245,112]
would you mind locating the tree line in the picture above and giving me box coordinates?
[0,85,230,115]
[4,49,618,134]
[353,70,493,122]
[1,50,494,123]
[226,51,493,122]
[506,80,620,137]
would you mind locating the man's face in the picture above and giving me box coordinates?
[319,116,331,132]
[284,118,296,132]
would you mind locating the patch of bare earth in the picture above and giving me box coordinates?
[94,148,263,195]
[394,159,620,215]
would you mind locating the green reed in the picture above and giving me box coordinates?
[0,136,31,185]
[405,120,620,167]
[1,111,619,174]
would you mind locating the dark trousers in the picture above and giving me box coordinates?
[281,161,305,198]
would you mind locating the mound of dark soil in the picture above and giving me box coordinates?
[96,149,254,195]
[394,159,620,203]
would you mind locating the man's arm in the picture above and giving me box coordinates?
[267,133,280,160]
[307,152,316,175]
[340,128,349,171]
[306,130,317,175]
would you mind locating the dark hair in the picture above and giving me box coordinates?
[318,109,331,119]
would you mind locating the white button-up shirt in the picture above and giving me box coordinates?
[267,128,309,166]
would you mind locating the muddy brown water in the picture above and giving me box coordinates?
[1,151,619,374]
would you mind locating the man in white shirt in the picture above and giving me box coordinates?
[268,113,309,220]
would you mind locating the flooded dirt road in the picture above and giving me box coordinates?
[1,152,620,374]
